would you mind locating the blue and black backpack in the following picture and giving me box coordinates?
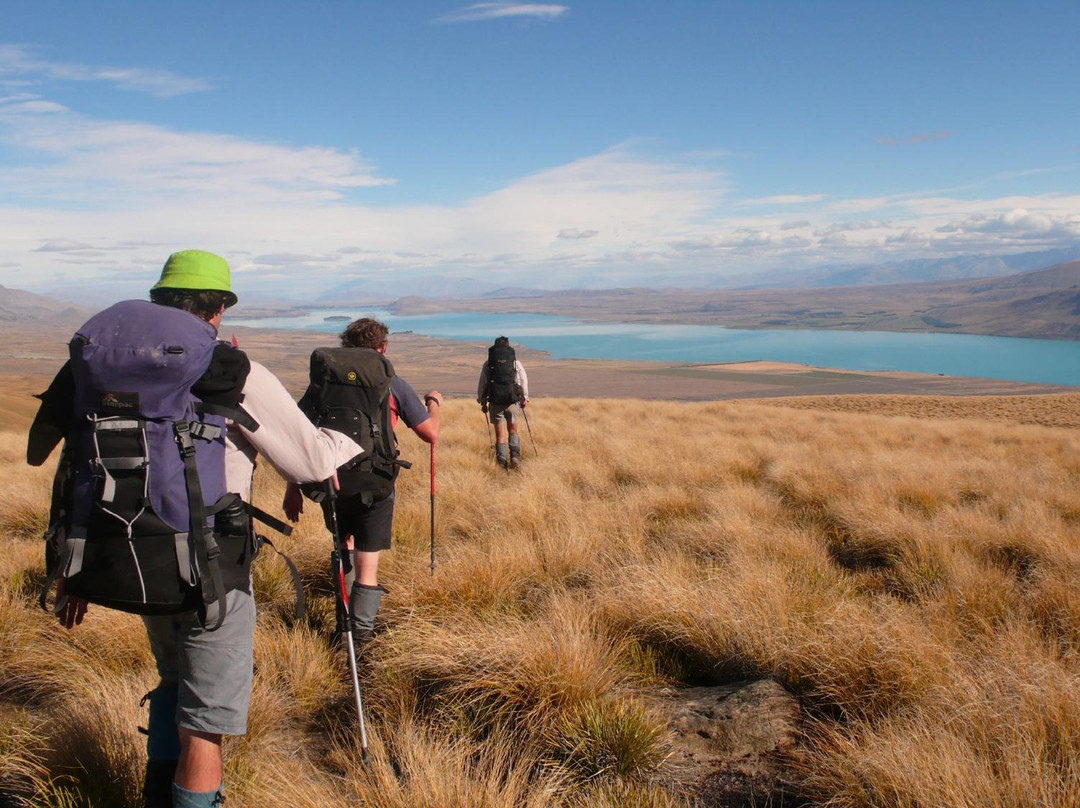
[36,300,266,630]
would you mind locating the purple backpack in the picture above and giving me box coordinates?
[56,300,233,627]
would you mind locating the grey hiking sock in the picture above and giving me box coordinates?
[495,443,509,466]
[349,583,385,642]
[172,782,225,808]
[509,434,521,460]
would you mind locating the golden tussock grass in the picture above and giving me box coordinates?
[1,389,1079,806]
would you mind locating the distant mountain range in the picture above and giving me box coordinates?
[0,285,91,324]
[310,246,1080,304]
[711,246,1080,290]
[9,247,1080,341]
[387,259,1080,341]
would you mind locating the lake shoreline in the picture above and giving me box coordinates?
[225,309,1080,388]
[4,320,1075,414]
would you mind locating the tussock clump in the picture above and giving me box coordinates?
[546,697,669,781]
[253,622,341,722]
[327,718,570,808]
[0,707,50,805]
[32,675,146,808]
[374,605,634,733]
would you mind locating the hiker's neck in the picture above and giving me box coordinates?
[207,305,225,334]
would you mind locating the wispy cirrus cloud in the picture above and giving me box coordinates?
[0,44,211,97]
[437,2,569,23]
[875,130,951,146]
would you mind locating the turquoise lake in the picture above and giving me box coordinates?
[227,309,1080,388]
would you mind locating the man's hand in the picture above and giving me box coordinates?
[55,580,88,629]
[481,402,488,414]
[283,483,304,522]
[424,390,443,409]
[519,398,527,409]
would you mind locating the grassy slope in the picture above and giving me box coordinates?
[2,393,1079,807]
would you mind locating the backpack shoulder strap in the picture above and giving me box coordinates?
[175,420,227,631]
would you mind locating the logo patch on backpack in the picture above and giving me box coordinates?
[98,391,139,412]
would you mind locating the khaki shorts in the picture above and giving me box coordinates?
[488,403,517,425]
[143,589,255,736]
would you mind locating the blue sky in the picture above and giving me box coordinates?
[2,1,1079,302]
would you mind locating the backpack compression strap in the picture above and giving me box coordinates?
[175,420,228,631]
[193,402,259,433]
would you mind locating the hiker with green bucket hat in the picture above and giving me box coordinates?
[28,250,363,808]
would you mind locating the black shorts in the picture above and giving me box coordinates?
[324,491,395,552]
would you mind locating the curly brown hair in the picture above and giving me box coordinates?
[340,318,389,350]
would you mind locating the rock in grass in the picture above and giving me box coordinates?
[659,678,803,807]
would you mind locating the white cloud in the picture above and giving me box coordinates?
[0,44,211,97]
[4,89,1080,297]
[33,238,94,252]
[814,220,889,236]
[0,96,392,204]
[437,3,569,23]
[252,252,344,266]
[745,194,826,205]
[936,208,1075,237]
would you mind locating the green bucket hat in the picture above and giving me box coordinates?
[151,250,238,307]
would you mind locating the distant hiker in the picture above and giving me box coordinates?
[27,250,362,808]
[284,317,441,645]
[477,336,529,468]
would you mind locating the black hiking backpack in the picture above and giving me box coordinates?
[299,347,406,503]
[485,341,518,407]
[33,300,264,630]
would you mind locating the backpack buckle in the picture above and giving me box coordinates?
[174,421,197,457]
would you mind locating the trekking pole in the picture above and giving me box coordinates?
[429,443,436,577]
[521,404,538,458]
[322,480,371,764]
[483,407,493,452]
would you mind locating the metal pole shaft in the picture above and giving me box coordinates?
[326,481,370,762]
[429,443,436,576]
[521,405,538,457]
[339,560,370,760]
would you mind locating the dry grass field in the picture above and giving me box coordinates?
[759,393,1080,430]
[2,387,1079,807]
